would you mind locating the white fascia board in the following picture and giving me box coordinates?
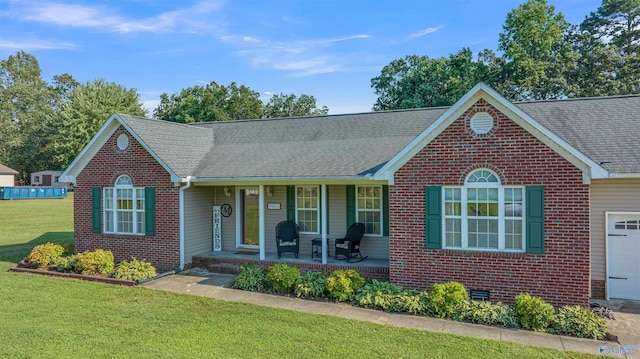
[606,172,640,178]
[374,83,609,183]
[187,176,389,185]
[116,117,181,183]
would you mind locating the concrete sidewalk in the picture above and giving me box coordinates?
[141,270,638,358]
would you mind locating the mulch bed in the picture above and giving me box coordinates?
[9,260,135,286]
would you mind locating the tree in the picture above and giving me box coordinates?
[498,0,575,100]
[153,81,262,123]
[579,0,640,94]
[370,48,495,110]
[0,51,54,182]
[262,93,329,118]
[52,79,147,168]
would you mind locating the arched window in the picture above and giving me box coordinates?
[443,169,524,251]
[103,175,145,234]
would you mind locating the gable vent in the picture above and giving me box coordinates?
[470,112,494,134]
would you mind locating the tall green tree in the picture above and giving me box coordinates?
[52,79,146,168]
[0,51,54,182]
[579,0,640,94]
[370,48,496,110]
[262,93,329,118]
[499,0,575,100]
[153,81,262,123]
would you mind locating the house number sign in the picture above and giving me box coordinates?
[221,203,232,217]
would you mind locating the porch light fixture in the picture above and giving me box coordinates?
[266,186,273,197]
[224,186,231,197]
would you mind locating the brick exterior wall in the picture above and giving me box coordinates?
[390,99,591,307]
[74,126,180,271]
[591,280,606,300]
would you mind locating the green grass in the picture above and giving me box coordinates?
[0,194,598,358]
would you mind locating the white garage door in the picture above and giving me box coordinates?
[608,214,640,300]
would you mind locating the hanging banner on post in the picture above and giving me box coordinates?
[213,205,222,251]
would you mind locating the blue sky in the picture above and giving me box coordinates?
[0,0,602,115]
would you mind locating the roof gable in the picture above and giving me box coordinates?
[0,163,18,175]
[375,83,609,184]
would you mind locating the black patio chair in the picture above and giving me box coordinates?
[275,220,300,258]
[334,222,367,262]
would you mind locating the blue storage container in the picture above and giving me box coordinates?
[0,186,67,200]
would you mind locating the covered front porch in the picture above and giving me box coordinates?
[182,183,390,268]
[191,250,390,282]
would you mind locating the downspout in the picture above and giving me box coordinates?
[179,176,194,271]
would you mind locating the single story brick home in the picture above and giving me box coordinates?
[61,84,640,306]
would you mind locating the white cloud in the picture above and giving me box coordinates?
[0,38,76,51]
[406,26,443,40]
[224,33,371,77]
[1,1,224,34]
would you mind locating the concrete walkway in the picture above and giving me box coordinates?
[141,270,639,358]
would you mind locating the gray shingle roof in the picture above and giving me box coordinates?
[515,95,640,174]
[116,94,640,180]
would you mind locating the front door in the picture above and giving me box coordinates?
[608,214,640,300]
[239,188,259,247]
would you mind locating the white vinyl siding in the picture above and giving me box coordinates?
[591,178,640,281]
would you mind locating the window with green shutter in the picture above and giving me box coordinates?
[101,175,149,235]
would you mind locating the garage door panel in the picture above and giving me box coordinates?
[608,214,640,300]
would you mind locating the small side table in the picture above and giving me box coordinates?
[311,238,330,258]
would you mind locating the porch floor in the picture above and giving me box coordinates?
[191,250,390,282]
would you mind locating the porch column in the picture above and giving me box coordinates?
[321,184,328,264]
[259,184,266,260]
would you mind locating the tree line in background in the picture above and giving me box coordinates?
[371,0,640,110]
[0,52,328,183]
[0,0,637,182]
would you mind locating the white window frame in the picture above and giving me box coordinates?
[356,185,383,236]
[103,175,145,235]
[296,185,319,234]
[443,169,525,252]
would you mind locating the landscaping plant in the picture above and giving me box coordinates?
[552,305,608,340]
[460,300,519,328]
[113,257,157,281]
[27,242,65,268]
[76,249,115,275]
[353,279,404,310]
[294,271,327,298]
[427,281,469,318]
[325,269,365,302]
[265,263,300,294]
[232,264,266,292]
[514,293,555,332]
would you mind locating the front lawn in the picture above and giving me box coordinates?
[0,194,597,358]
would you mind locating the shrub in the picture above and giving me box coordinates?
[62,242,75,256]
[53,255,78,272]
[113,257,157,281]
[325,269,365,302]
[552,305,607,340]
[354,280,404,310]
[294,271,327,298]
[232,264,266,292]
[514,293,555,332]
[27,242,65,268]
[427,281,469,319]
[460,300,519,328]
[390,290,431,315]
[76,249,115,275]
[265,263,300,294]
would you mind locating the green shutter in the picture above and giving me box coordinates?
[286,186,295,222]
[383,185,389,236]
[145,187,156,236]
[425,186,442,249]
[346,185,356,227]
[92,187,102,234]
[526,186,544,254]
